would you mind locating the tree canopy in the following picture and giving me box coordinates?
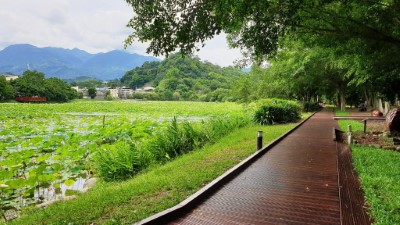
[124,0,400,108]
[12,70,78,102]
[125,1,400,62]
[88,87,97,99]
[0,76,14,100]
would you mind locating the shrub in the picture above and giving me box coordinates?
[131,92,160,100]
[302,101,322,112]
[94,141,151,181]
[253,98,301,125]
[105,95,113,101]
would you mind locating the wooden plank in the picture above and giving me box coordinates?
[137,109,374,225]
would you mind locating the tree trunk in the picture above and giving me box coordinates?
[377,99,384,112]
[373,94,379,109]
[338,88,346,111]
[340,94,346,111]
[364,90,372,109]
[384,101,391,115]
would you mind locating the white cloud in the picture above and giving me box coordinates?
[0,0,242,66]
[196,34,242,67]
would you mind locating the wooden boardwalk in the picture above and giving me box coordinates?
[139,109,371,225]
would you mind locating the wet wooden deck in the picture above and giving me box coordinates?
[138,109,371,225]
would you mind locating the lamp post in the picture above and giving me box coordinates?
[257,131,263,150]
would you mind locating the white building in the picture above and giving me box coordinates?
[108,88,119,98]
[143,87,155,92]
[118,87,134,98]
[1,74,19,81]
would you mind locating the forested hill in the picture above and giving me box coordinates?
[120,54,246,101]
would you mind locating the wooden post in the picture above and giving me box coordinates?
[363,119,367,133]
[347,125,352,145]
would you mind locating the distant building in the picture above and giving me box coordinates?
[134,86,155,93]
[143,87,155,92]
[79,88,89,99]
[70,86,151,100]
[95,87,108,92]
[119,87,134,98]
[95,91,105,100]
[108,88,119,98]
[1,74,19,81]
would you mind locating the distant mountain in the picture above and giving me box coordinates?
[0,44,160,80]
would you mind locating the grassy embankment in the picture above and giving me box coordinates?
[338,118,400,225]
[9,116,309,225]
[352,145,400,225]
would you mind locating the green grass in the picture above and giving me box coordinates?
[339,119,400,223]
[352,145,400,224]
[8,122,301,225]
[335,109,350,116]
[338,120,365,132]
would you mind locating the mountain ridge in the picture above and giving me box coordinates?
[0,44,160,80]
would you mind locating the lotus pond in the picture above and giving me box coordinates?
[0,100,247,214]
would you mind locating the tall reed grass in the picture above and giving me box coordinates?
[94,113,251,181]
[94,141,152,181]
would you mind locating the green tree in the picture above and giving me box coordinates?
[88,88,97,99]
[107,79,122,88]
[232,75,252,104]
[75,79,103,89]
[12,70,46,97]
[250,41,357,110]
[125,1,400,61]
[44,78,78,102]
[121,61,161,89]
[0,76,14,100]
[11,71,78,102]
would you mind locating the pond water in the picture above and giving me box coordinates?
[0,112,213,213]
[35,177,86,204]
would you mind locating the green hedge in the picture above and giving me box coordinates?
[302,101,322,112]
[252,99,301,125]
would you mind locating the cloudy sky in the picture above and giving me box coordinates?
[0,0,242,67]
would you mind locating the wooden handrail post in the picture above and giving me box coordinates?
[347,125,352,145]
[363,119,367,133]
